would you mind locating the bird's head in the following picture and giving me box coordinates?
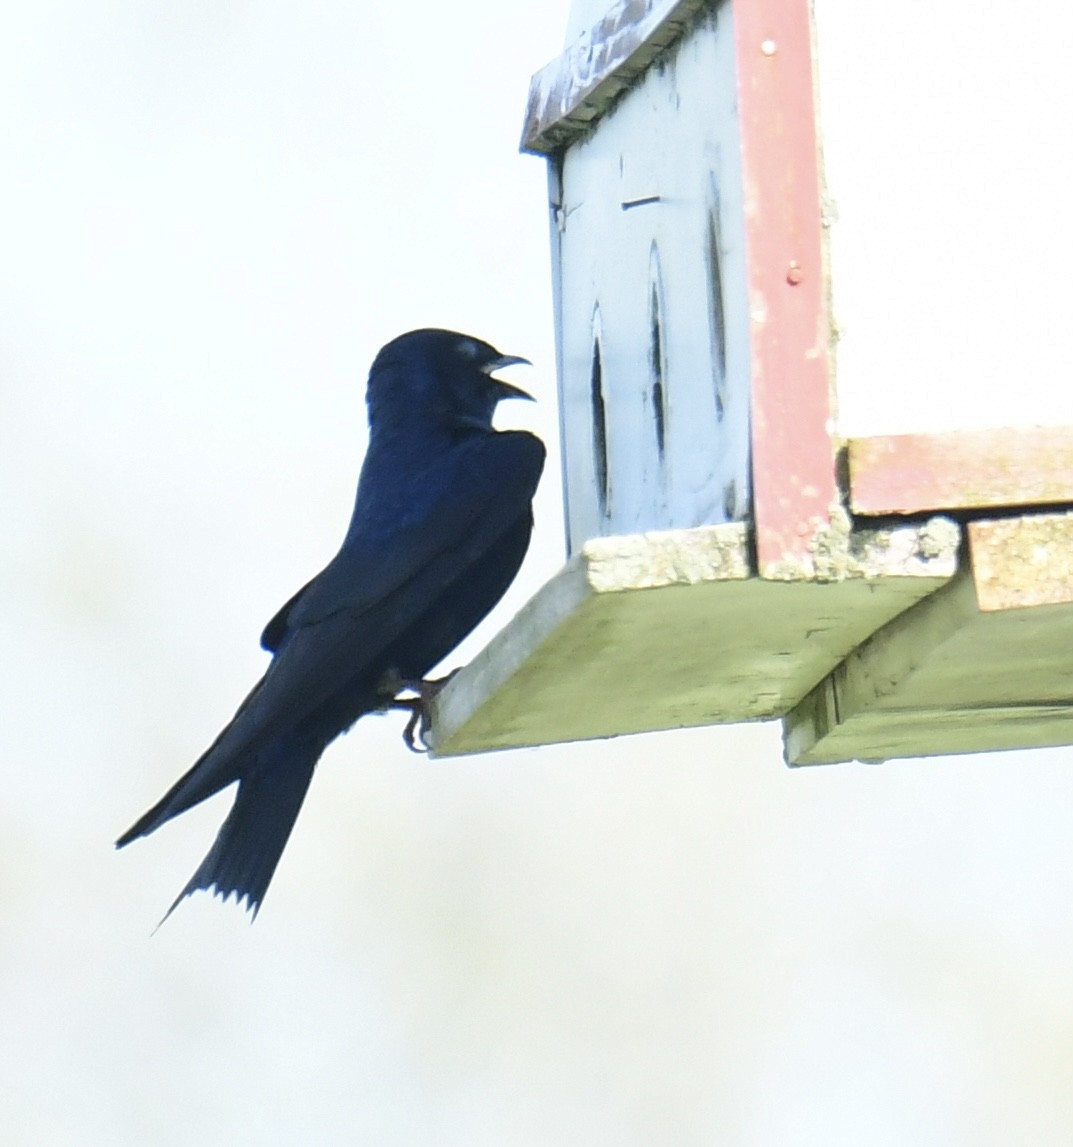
[366,328,533,433]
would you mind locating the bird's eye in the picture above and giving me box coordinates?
[456,339,480,360]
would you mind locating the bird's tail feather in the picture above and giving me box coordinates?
[117,677,270,848]
[160,749,319,925]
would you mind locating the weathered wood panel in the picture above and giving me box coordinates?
[850,427,1073,515]
[522,0,710,155]
[430,519,957,755]
[969,512,1073,611]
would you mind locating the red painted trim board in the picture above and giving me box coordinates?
[734,0,838,577]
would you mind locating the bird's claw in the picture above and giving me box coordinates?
[387,670,460,754]
[402,702,428,754]
[384,695,428,754]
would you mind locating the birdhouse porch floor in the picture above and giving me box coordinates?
[428,518,966,764]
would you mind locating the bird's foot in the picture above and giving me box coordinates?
[386,671,460,753]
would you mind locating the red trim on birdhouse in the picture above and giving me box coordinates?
[733,0,838,578]
[850,427,1073,516]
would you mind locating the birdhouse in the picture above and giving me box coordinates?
[429,0,1073,764]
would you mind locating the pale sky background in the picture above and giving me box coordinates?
[2,2,1072,1144]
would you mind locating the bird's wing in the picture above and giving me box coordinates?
[241,430,543,725]
[265,430,544,648]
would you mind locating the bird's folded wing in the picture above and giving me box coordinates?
[229,431,545,741]
[265,431,544,646]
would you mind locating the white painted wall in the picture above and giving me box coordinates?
[815,1,1073,437]
[555,2,752,551]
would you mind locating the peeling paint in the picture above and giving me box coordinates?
[522,0,712,154]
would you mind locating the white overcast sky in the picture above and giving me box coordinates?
[2,3,1072,1144]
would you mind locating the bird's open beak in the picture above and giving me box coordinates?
[484,353,534,402]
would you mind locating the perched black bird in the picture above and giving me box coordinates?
[117,329,545,920]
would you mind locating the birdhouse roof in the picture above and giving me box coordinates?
[522,0,710,155]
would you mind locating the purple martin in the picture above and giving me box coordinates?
[117,329,545,920]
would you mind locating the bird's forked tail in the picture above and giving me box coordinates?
[157,748,319,925]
